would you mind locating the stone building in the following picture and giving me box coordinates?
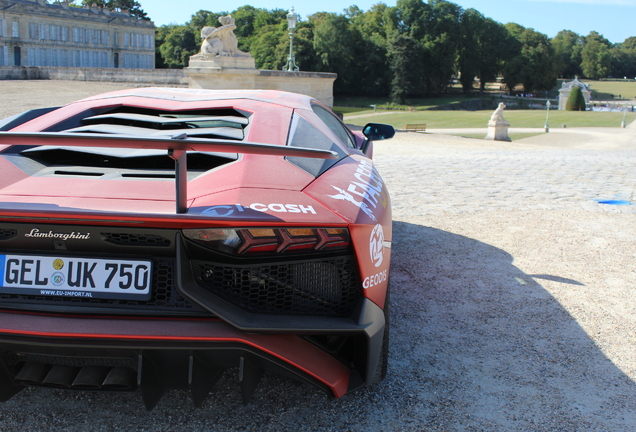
[0,0,154,69]
[558,77,591,110]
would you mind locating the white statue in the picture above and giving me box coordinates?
[490,102,507,122]
[485,102,511,141]
[199,15,250,57]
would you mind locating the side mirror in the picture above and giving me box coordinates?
[362,123,395,141]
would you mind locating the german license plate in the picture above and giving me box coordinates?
[0,254,152,300]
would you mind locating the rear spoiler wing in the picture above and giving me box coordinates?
[0,132,339,214]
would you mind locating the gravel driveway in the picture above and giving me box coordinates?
[1,81,635,431]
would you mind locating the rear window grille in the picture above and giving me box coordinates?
[18,107,247,174]
[74,110,249,141]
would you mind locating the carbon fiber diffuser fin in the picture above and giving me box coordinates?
[189,355,225,408]
[239,355,264,405]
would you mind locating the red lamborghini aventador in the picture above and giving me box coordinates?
[0,88,394,408]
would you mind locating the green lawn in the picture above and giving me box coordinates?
[334,106,375,115]
[582,79,636,101]
[334,95,483,112]
[344,109,636,129]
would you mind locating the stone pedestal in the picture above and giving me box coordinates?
[188,55,256,70]
[484,119,511,142]
[184,55,337,107]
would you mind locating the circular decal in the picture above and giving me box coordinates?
[201,205,236,217]
[53,259,64,270]
[369,224,384,268]
[51,272,65,287]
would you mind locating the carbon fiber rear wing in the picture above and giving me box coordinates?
[0,132,339,214]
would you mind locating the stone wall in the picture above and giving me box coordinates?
[186,66,337,107]
[0,66,187,85]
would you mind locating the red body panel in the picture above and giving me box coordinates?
[304,154,392,308]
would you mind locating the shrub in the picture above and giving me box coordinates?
[565,86,586,111]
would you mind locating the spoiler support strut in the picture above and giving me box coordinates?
[168,149,187,214]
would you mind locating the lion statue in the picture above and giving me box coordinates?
[199,15,250,57]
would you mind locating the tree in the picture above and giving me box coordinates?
[80,0,149,20]
[551,30,583,78]
[502,24,556,94]
[388,34,423,103]
[154,25,171,68]
[388,0,462,97]
[565,86,586,111]
[476,18,514,92]
[622,37,636,51]
[231,6,287,54]
[610,36,636,78]
[250,24,285,70]
[420,0,463,95]
[457,9,484,92]
[312,13,362,94]
[157,25,198,68]
[581,32,612,79]
[188,10,226,32]
[349,4,392,96]
[458,9,510,93]
[610,46,636,79]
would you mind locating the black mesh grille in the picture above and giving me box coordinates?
[0,229,17,241]
[101,232,171,247]
[0,260,205,315]
[193,257,361,317]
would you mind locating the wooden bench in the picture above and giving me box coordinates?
[403,124,427,133]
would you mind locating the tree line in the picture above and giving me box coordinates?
[152,0,636,103]
[70,0,149,20]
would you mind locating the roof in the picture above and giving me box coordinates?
[560,77,591,92]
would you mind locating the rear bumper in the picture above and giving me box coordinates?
[0,230,388,407]
[0,309,357,407]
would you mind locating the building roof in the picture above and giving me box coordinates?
[0,0,154,28]
[560,77,591,92]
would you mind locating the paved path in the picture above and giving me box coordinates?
[373,131,636,218]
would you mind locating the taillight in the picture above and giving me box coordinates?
[183,228,350,256]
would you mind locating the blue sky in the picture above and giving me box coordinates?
[143,0,634,44]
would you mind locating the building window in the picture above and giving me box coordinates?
[0,46,6,66]
[12,21,19,38]
[0,19,5,37]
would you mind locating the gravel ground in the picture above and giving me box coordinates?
[1,81,636,431]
